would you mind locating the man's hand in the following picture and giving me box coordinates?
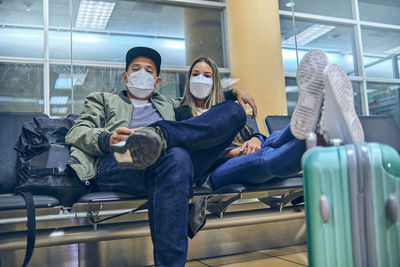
[226,137,262,158]
[109,127,133,146]
[232,88,258,118]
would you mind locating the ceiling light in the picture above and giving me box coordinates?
[283,24,335,46]
[384,45,400,55]
[75,0,115,29]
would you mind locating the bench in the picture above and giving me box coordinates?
[0,112,304,253]
[0,112,398,265]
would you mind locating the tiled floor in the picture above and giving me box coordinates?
[186,244,308,267]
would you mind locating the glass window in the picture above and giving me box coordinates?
[0,0,43,26]
[278,0,353,19]
[358,0,400,26]
[284,77,363,116]
[0,63,44,112]
[367,82,400,122]
[0,0,44,58]
[48,63,230,117]
[49,63,200,116]
[361,26,400,79]
[48,0,226,67]
[284,77,298,115]
[280,17,358,75]
[50,64,124,116]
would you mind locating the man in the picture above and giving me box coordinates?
[65,46,256,266]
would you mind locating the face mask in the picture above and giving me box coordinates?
[189,75,213,99]
[126,68,156,98]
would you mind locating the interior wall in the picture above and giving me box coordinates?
[226,0,287,134]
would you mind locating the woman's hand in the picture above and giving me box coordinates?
[109,127,133,146]
[232,88,258,119]
[226,147,243,158]
[226,137,262,158]
[239,137,261,155]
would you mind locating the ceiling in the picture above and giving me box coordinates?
[0,0,399,58]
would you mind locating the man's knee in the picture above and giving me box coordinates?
[225,100,246,129]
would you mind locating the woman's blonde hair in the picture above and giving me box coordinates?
[181,56,250,146]
[181,56,224,116]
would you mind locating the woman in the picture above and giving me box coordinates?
[175,56,306,189]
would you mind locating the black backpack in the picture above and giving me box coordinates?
[14,115,92,267]
[15,114,92,206]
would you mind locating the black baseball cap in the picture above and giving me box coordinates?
[125,46,162,75]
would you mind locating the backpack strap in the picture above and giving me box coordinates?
[29,167,68,176]
[20,191,36,267]
[89,201,148,224]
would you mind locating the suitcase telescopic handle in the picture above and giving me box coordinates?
[319,195,330,223]
[385,194,398,224]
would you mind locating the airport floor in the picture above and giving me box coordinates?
[175,244,307,267]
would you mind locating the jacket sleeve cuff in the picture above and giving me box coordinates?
[251,133,266,142]
[223,89,237,101]
[98,131,112,153]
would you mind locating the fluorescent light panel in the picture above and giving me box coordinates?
[384,45,400,54]
[283,24,335,46]
[75,0,115,29]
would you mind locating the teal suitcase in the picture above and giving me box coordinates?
[302,142,400,267]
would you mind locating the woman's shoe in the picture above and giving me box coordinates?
[290,49,329,140]
[319,64,364,144]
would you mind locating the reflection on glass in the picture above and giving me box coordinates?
[358,0,400,26]
[364,56,395,79]
[0,0,44,58]
[50,64,124,116]
[0,27,44,58]
[158,72,184,100]
[50,64,221,116]
[0,0,43,26]
[367,82,400,122]
[278,0,353,19]
[361,26,400,78]
[280,17,357,75]
[284,77,298,115]
[285,77,362,116]
[47,0,225,67]
[0,63,44,112]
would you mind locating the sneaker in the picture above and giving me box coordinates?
[290,49,329,140]
[319,64,364,144]
[111,127,166,170]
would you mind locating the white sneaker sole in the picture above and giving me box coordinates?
[111,128,162,170]
[323,64,364,143]
[290,49,329,140]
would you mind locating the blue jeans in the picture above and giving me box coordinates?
[210,124,306,189]
[96,101,246,267]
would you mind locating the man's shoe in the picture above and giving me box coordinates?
[290,49,329,140]
[319,64,364,144]
[111,127,165,170]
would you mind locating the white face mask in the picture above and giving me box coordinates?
[126,68,156,98]
[189,75,213,99]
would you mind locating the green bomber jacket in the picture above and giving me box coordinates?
[65,90,180,182]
